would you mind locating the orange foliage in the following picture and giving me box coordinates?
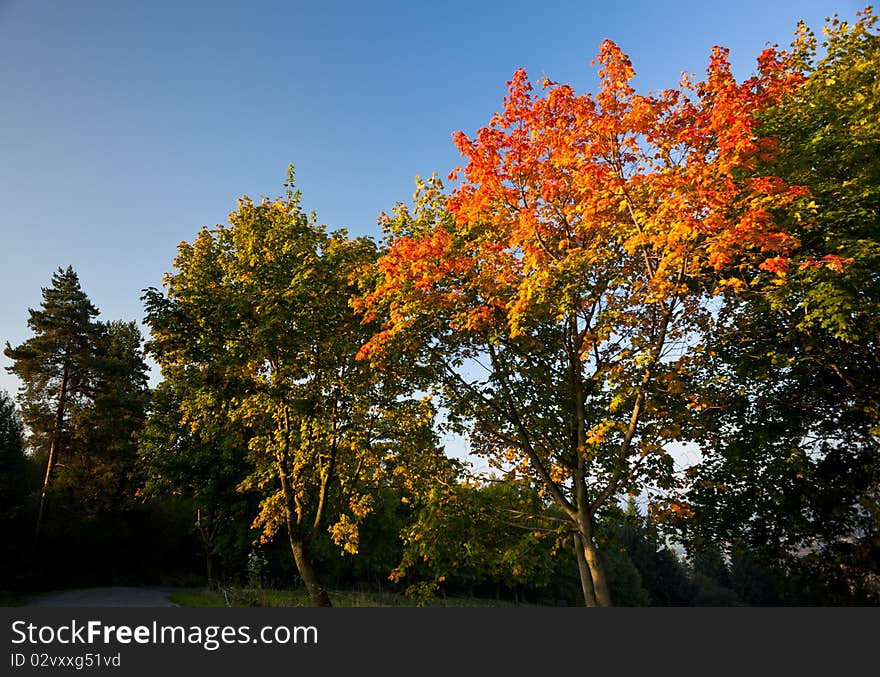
[360,39,810,358]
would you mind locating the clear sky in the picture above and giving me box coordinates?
[0,0,860,406]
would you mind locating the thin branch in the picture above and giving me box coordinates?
[487,341,578,519]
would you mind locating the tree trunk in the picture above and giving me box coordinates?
[276,458,331,607]
[573,532,597,606]
[288,531,331,607]
[205,552,216,589]
[580,520,612,607]
[196,509,216,588]
[274,403,332,608]
[33,363,69,549]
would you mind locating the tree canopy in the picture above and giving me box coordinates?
[355,33,824,605]
[143,168,443,606]
[677,8,880,603]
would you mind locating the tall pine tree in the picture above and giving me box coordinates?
[4,266,100,545]
[67,320,150,513]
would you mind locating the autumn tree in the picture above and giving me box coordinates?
[357,39,811,605]
[143,168,440,606]
[679,8,880,603]
[4,266,100,546]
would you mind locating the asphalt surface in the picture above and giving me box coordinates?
[23,587,196,607]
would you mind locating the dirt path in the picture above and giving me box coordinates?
[23,586,197,607]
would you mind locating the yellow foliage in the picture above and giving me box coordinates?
[328,514,360,555]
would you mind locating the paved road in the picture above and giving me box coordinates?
[23,587,197,607]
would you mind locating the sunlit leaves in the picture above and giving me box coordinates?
[144,168,442,604]
[356,31,821,606]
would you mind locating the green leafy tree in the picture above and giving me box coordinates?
[391,475,563,604]
[136,379,257,585]
[4,266,100,545]
[679,8,880,603]
[143,168,440,606]
[760,8,880,350]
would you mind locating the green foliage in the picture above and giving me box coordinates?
[601,549,650,607]
[3,268,163,590]
[0,391,28,522]
[136,380,255,584]
[0,391,36,592]
[728,551,784,606]
[60,321,150,514]
[688,573,743,607]
[4,266,100,458]
[677,8,880,605]
[2,271,150,513]
[613,502,693,606]
[391,474,582,604]
[342,487,410,588]
[761,8,880,344]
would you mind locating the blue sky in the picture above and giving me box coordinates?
[0,0,860,407]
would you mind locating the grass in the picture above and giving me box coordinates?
[169,587,539,608]
[0,591,24,607]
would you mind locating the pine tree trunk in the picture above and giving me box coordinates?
[33,363,69,549]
